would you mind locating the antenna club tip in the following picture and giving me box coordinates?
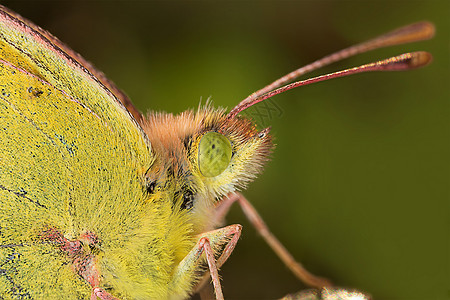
[410,51,433,68]
[419,21,436,39]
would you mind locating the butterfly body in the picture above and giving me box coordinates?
[0,6,271,298]
[0,5,433,300]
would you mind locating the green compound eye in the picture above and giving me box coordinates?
[198,132,232,177]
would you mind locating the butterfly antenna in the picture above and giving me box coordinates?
[228,21,434,118]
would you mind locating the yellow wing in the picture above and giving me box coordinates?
[0,6,147,147]
[0,6,144,124]
[0,6,155,298]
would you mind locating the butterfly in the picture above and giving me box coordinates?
[0,4,433,300]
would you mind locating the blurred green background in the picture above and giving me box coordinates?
[3,1,448,299]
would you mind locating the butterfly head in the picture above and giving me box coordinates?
[141,104,272,231]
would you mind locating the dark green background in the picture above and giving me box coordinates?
[3,1,448,299]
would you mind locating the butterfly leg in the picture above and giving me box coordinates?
[171,224,242,300]
[213,192,332,289]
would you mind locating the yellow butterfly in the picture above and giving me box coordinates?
[0,5,433,300]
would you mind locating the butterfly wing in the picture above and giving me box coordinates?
[0,6,153,298]
[0,5,145,131]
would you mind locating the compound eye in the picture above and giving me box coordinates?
[198,132,232,177]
